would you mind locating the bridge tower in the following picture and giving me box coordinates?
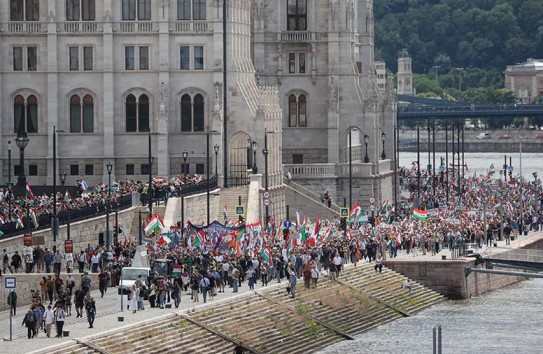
[397,49,414,96]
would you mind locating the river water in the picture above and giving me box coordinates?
[399,151,543,180]
[318,278,543,354]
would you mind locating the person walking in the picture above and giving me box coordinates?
[288,272,298,299]
[171,279,181,308]
[22,309,37,339]
[8,290,17,316]
[98,270,108,298]
[43,305,54,337]
[84,294,96,328]
[129,284,138,314]
[199,275,210,303]
[54,304,66,338]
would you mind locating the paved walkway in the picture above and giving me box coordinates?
[1,275,283,354]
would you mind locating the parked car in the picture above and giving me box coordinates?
[477,132,491,140]
[498,134,510,140]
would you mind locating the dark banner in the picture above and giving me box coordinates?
[187,220,245,233]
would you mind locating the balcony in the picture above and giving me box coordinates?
[61,21,100,33]
[170,20,212,33]
[280,31,315,43]
[284,161,391,179]
[114,21,156,33]
[3,21,44,33]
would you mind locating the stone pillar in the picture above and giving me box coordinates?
[46,0,59,185]
[102,1,116,182]
[157,0,170,177]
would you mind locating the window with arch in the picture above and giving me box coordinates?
[126,94,150,132]
[66,0,95,21]
[122,0,151,20]
[287,0,307,31]
[178,0,206,20]
[10,0,40,21]
[14,94,38,133]
[180,93,205,132]
[70,94,94,133]
[288,93,307,127]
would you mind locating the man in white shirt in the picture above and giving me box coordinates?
[91,253,100,273]
[333,254,342,278]
[43,305,54,337]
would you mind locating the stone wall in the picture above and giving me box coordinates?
[384,259,524,299]
[285,183,338,221]
[0,273,99,311]
[0,208,135,256]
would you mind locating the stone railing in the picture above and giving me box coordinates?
[284,163,337,178]
[114,21,156,33]
[3,21,44,33]
[61,21,100,33]
[279,30,315,42]
[170,20,212,33]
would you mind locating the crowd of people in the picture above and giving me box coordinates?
[3,163,543,347]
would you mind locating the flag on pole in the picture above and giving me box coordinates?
[488,164,495,175]
[26,182,35,200]
[300,222,308,243]
[81,180,88,191]
[15,217,24,229]
[64,190,71,201]
[144,214,164,235]
[312,218,320,237]
[260,246,272,265]
[412,209,428,221]
[348,203,361,223]
[30,209,39,228]
[193,230,204,249]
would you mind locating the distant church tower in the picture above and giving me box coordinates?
[397,49,413,95]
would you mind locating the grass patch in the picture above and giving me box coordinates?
[295,302,310,316]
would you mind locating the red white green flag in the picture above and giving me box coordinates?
[412,209,428,221]
[260,246,272,265]
[144,214,164,235]
[26,182,35,200]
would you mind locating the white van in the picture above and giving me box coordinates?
[118,266,150,295]
[476,132,491,140]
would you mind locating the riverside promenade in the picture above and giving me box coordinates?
[1,232,539,354]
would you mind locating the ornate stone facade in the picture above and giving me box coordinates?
[0,0,395,207]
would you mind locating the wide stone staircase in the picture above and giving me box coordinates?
[45,341,101,354]
[217,188,249,223]
[88,314,235,354]
[81,263,445,354]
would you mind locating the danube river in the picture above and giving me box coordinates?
[318,278,543,354]
[399,151,543,180]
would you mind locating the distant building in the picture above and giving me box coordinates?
[504,58,543,103]
[396,49,413,95]
[375,61,387,94]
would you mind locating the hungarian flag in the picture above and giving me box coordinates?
[15,217,24,229]
[412,209,428,221]
[300,222,308,243]
[64,190,71,201]
[144,214,164,235]
[30,209,39,228]
[193,230,204,249]
[260,246,272,265]
[157,233,172,245]
[26,182,35,200]
[348,203,361,223]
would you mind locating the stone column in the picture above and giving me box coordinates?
[157,0,170,177]
[102,1,116,182]
[46,0,59,185]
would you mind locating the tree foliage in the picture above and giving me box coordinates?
[375,0,543,75]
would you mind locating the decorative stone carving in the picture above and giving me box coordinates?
[104,10,111,22]
[329,72,338,113]
[212,82,223,120]
[329,0,338,30]
[47,10,55,23]
[158,81,169,120]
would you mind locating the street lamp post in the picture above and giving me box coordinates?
[7,141,12,221]
[263,131,269,224]
[60,171,66,187]
[206,130,220,225]
[348,129,353,209]
[148,131,153,216]
[60,171,69,240]
[15,132,29,187]
[363,134,369,163]
[52,126,65,243]
[214,144,219,177]
[181,150,188,230]
[251,141,258,174]
[106,162,113,248]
